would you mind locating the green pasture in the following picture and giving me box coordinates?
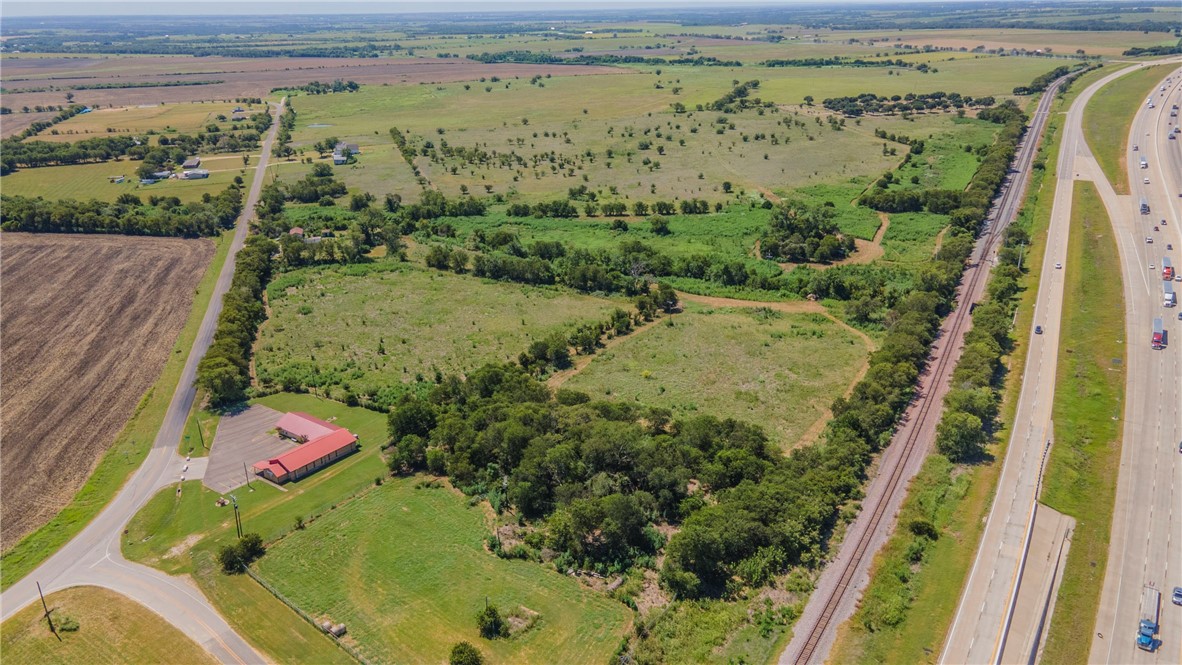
[563,303,868,449]
[255,262,625,405]
[1,159,253,203]
[255,477,632,664]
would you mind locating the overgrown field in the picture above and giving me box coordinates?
[255,261,626,406]
[255,477,632,664]
[38,101,264,140]
[0,233,215,549]
[0,586,216,664]
[563,303,869,449]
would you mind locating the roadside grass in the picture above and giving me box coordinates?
[179,393,219,458]
[0,586,216,665]
[1082,64,1171,195]
[0,230,231,590]
[825,65,1093,662]
[255,261,626,406]
[0,158,254,203]
[563,303,868,449]
[1039,181,1125,665]
[254,476,632,664]
[634,596,792,664]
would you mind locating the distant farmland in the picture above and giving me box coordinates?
[0,233,214,548]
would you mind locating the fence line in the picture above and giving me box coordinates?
[244,567,371,665]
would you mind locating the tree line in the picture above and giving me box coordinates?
[2,79,223,94]
[823,91,994,117]
[0,185,243,237]
[195,235,278,406]
[465,50,741,67]
[762,57,913,68]
[272,79,361,95]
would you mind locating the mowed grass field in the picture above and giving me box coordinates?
[1040,182,1125,665]
[563,303,869,449]
[33,101,265,141]
[0,586,216,665]
[1082,63,1170,195]
[254,477,632,665]
[0,158,254,203]
[255,262,626,404]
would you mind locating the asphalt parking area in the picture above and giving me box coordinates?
[203,404,296,494]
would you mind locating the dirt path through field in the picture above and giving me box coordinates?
[546,315,668,390]
[674,291,876,452]
[0,233,214,548]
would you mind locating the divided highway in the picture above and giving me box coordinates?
[780,71,1070,665]
[0,100,287,664]
[1091,65,1182,664]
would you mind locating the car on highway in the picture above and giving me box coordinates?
[1055,262,1062,269]
[1163,219,1168,226]
[1174,587,1182,604]
[1168,244,1174,250]
[1144,177,1151,185]
[1151,263,1156,270]
[1134,144,1139,151]
[1035,325,1043,335]
[1146,237,1154,244]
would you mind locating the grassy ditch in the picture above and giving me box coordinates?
[0,230,232,590]
[1038,182,1125,665]
[1081,63,1171,195]
[826,64,1110,663]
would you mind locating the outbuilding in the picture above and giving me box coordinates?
[253,428,359,484]
[182,156,201,169]
[276,411,338,442]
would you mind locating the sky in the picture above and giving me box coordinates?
[2,0,904,18]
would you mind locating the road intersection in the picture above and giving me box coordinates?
[0,100,287,664]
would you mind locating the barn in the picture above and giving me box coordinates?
[254,414,359,484]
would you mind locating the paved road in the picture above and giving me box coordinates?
[0,99,286,664]
[941,64,1148,665]
[779,71,1069,665]
[1091,65,1182,664]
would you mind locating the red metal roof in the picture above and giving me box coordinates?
[254,428,357,478]
[275,411,339,441]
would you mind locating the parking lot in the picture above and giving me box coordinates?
[204,404,297,494]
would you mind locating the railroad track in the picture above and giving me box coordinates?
[788,72,1074,665]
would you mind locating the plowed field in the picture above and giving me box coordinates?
[0,233,214,548]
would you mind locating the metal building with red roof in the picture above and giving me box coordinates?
[255,414,358,484]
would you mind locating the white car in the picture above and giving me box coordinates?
[1146,237,1154,244]
[1055,262,1062,269]
[1145,177,1151,184]
[1151,263,1156,270]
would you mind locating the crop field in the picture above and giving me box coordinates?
[0,586,216,664]
[33,101,264,142]
[563,302,869,449]
[0,55,625,109]
[830,28,1174,57]
[0,233,215,548]
[255,477,632,664]
[1,158,253,203]
[255,262,626,405]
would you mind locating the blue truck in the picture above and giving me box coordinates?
[1138,585,1160,651]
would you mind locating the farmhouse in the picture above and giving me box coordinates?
[180,169,210,179]
[254,412,359,483]
[182,156,201,169]
[332,152,347,165]
[334,142,360,155]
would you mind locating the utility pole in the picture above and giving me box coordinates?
[195,415,207,449]
[243,462,253,490]
[37,582,60,641]
[230,494,243,538]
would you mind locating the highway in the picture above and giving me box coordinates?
[780,70,1071,665]
[1091,66,1182,664]
[941,63,1149,665]
[0,99,286,664]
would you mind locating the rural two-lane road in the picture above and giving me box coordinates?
[0,99,286,664]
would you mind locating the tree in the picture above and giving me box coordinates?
[935,411,987,461]
[449,642,484,665]
[649,215,670,236]
[803,95,814,106]
[476,603,509,639]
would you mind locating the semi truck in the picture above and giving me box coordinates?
[1141,156,1149,169]
[1152,318,1165,350]
[1165,281,1176,308]
[1164,257,1175,281]
[1137,585,1160,651]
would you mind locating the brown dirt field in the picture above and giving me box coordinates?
[0,233,214,548]
[0,56,628,110]
[0,111,56,139]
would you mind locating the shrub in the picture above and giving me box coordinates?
[449,641,484,665]
[476,603,509,639]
